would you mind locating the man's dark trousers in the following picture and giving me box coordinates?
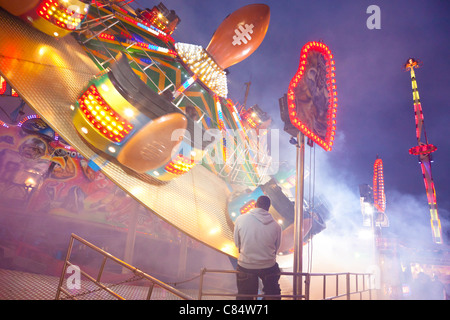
[236,263,281,300]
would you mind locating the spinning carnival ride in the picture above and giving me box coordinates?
[404,58,443,245]
[0,1,328,259]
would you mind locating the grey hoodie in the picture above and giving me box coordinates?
[233,207,282,269]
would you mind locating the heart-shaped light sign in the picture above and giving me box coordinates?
[287,41,337,151]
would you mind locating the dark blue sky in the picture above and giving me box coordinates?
[136,0,450,244]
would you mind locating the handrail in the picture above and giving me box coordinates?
[198,268,375,300]
[55,234,374,300]
[55,234,193,300]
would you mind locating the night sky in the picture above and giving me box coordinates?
[134,0,450,245]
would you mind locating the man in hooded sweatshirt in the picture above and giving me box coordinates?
[233,195,282,300]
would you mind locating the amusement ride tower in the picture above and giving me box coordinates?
[404,58,443,244]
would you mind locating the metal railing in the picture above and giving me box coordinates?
[55,234,193,300]
[55,234,375,300]
[198,268,375,300]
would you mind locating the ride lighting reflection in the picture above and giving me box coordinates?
[124,108,134,118]
[24,177,36,188]
[130,186,144,196]
[209,227,221,235]
[24,176,38,195]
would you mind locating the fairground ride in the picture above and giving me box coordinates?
[0,0,329,260]
[404,58,443,245]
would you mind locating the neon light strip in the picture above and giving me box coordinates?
[214,95,227,162]
[176,74,197,95]
[409,144,437,155]
[98,33,176,56]
[373,158,386,213]
[214,95,225,131]
[17,114,40,127]
[420,160,443,244]
[111,8,174,43]
[226,99,245,131]
[0,76,6,95]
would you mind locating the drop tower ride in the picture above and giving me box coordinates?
[404,58,443,244]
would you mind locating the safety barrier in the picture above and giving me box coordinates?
[55,234,375,300]
[55,234,193,300]
[198,268,375,300]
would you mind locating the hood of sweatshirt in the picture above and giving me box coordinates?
[249,207,275,225]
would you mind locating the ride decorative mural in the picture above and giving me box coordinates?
[0,117,175,238]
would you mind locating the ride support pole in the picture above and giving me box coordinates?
[293,132,305,299]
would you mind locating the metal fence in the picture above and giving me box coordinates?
[198,268,375,300]
[55,234,375,300]
[55,234,193,300]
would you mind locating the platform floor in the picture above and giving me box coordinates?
[0,268,197,300]
[0,269,60,300]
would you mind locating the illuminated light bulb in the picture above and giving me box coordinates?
[124,108,134,118]
[175,5,269,97]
